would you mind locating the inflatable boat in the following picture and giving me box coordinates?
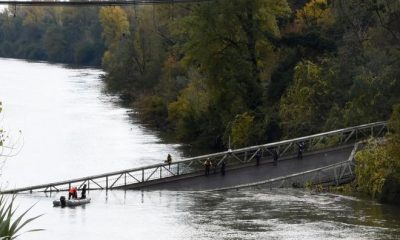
[53,196,91,207]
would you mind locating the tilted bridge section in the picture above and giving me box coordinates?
[211,142,361,192]
[0,121,387,194]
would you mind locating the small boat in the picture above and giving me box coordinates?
[53,196,91,207]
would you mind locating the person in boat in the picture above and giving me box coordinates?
[68,186,78,200]
[81,184,87,199]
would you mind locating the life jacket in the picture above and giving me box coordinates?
[69,187,77,193]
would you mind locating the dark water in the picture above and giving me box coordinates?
[15,189,400,240]
[1,58,400,240]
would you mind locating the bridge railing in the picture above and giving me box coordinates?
[211,142,362,191]
[0,121,387,194]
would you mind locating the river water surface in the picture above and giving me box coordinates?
[1,58,399,240]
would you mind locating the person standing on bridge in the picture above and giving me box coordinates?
[204,158,211,175]
[221,159,226,176]
[272,148,279,166]
[297,141,305,160]
[165,154,172,169]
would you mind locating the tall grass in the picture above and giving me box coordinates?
[0,195,42,240]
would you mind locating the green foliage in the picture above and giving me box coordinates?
[355,138,400,203]
[99,7,129,50]
[279,60,333,137]
[227,112,255,148]
[168,0,291,147]
[168,72,209,142]
[355,140,390,198]
[386,104,400,177]
[180,0,290,110]
[0,195,43,239]
[0,7,104,65]
[388,104,400,137]
[136,95,168,128]
[295,0,335,31]
[354,106,400,203]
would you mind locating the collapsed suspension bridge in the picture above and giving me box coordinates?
[0,121,388,194]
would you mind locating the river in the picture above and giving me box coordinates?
[1,58,399,240]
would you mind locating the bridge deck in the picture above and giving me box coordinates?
[141,146,354,191]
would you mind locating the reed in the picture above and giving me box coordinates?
[0,195,43,240]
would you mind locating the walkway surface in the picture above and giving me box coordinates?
[143,146,354,191]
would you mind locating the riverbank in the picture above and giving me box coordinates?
[307,107,400,206]
[2,2,400,151]
[1,58,400,239]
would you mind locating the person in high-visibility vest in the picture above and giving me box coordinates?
[68,186,78,200]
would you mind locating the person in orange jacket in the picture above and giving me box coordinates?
[68,186,78,200]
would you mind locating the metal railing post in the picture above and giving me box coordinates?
[356,129,358,140]
[142,169,144,182]
[177,163,180,175]
[106,176,108,190]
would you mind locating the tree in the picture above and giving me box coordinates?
[354,105,400,204]
[99,7,130,68]
[295,0,334,31]
[227,112,255,148]
[171,0,290,147]
[279,60,333,137]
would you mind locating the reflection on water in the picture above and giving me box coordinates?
[1,58,400,239]
[16,189,400,240]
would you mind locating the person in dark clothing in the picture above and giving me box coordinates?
[81,184,87,199]
[212,159,218,174]
[221,160,226,176]
[255,151,261,166]
[297,142,305,159]
[165,154,172,169]
[204,158,211,175]
[272,148,279,166]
